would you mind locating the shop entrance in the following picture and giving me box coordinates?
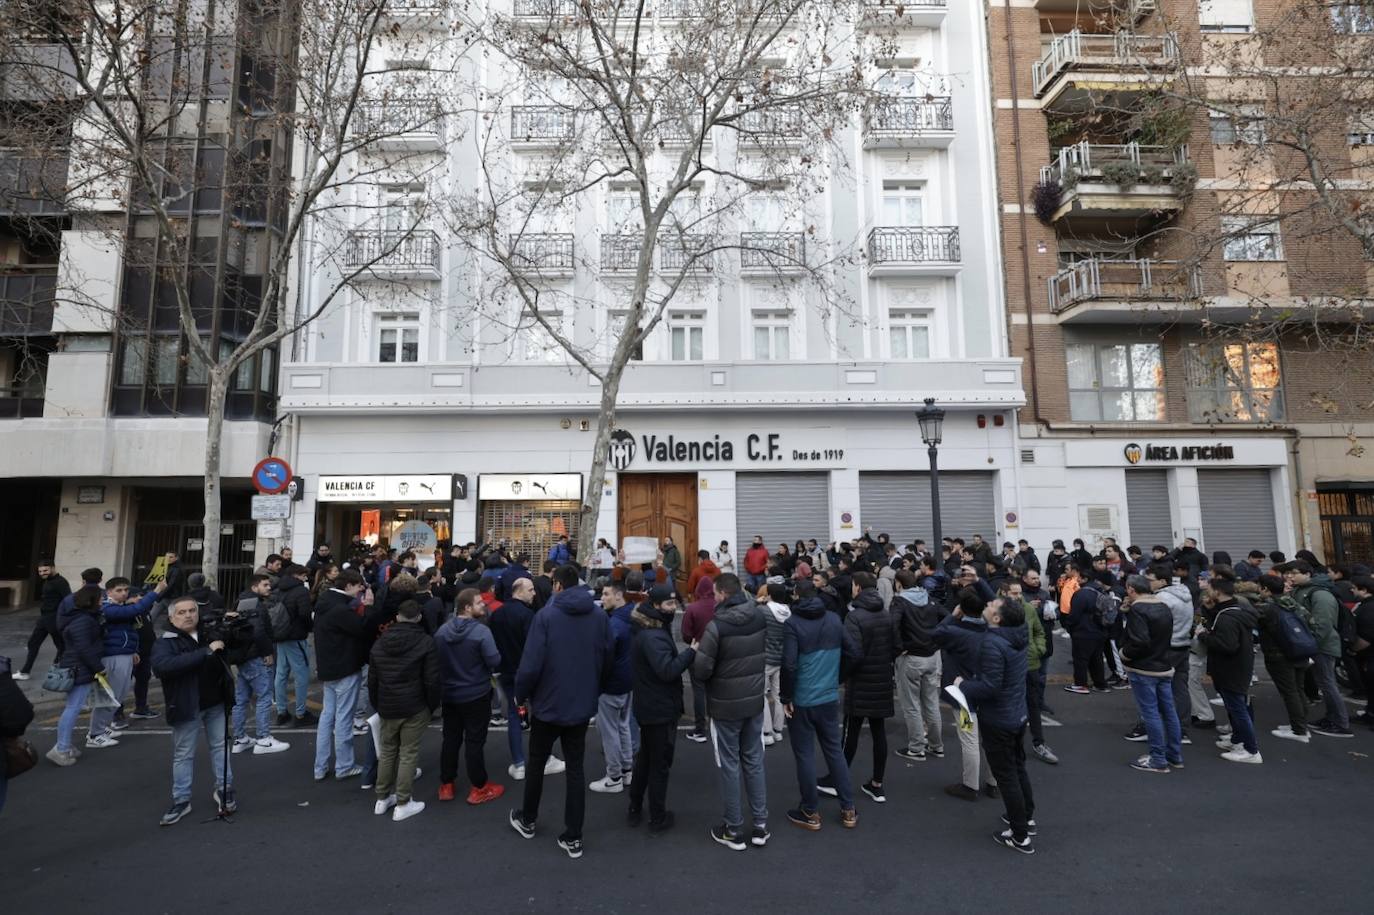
[1317,485,1374,565]
[619,473,698,591]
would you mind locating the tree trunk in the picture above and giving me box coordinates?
[201,370,229,591]
[576,366,626,567]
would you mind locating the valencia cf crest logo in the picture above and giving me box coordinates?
[608,429,636,471]
[1123,443,1143,465]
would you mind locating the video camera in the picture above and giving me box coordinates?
[199,612,257,659]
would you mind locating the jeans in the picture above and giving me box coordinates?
[56,681,93,752]
[89,654,136,735]
[353,664,372,721]
[1263,654,1309,735]
[1312,653,1349,729]
[1188,651,1214,721]
[440,695,492,787]
[745,573,766,593]
[981,724,1034,841]
[1069,634,1107,689]
[314,673,361,777]
[710,713,768,831]
[1219,688,1258,754]
[896,654,943,754]
[842,715,888,783]
[171,704,231,804]
[787,701,853,812]
[763,665,785,738]
[958,711,994,790]
[274,640,310,718]
[378,709,429,803]
[500,678,526,767]
[21,614,63,673]
[628,722,676,823]
[232,658,274,740]
[596,692,634,779]
[1128,671,1182,768]
[522,718,588,841]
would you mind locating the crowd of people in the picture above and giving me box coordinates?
[2,532,1372,857]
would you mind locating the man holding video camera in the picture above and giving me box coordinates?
[151,596,236,826]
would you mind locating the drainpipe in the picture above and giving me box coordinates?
[1289,428,1311,552]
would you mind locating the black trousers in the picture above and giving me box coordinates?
[440,695,492,787]
[22,614,63,673]
[691,674,707,734]
[1025,670,1044,745]
[982,724,1035,841]
[628,721,677,822]
[1070,633,1107,688]
[522,717,588,841]
[133,624,154,710]
[842,715,888,782]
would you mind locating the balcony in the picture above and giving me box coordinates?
[1031,30,1179,110]
[510,106,576,147]
[740,231,806,273]
[0,150,68,215]
[513,0,577,15]
[1032,0,1155,22]
[382,0,448,28]
[1038,142,1192,230]
[863,96,954,149]
[601,234,642,272]
[1048,258,1202,322]
[0,266,57,335]
[737,107,805,145]
[859,0,948,28]
[510,233,575,275]
[866,226,961,275]
[344,230,442,279]
[658,0,707,18]
[659,234,715,272]
[355,98,445,150]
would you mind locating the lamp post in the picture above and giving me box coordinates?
[917,397,946,552]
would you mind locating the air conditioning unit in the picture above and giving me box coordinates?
[1077,504,1119,550]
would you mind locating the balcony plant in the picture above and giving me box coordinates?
[1032,178,1063,224]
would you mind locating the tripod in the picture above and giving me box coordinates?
[203,650,237,824]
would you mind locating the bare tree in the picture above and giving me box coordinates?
[1,0,464,585]
[449,0,882,563]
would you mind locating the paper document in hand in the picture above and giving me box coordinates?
[944,684,974,733]
[88,671,122,709]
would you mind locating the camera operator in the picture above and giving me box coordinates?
[151,596,236,826]
[224,575,290,756]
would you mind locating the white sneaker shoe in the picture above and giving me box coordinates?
[1209,697,1225,707]
[543,756,567,775]
[12,671,30,680]
[508,764,526,781]
[374,795,397,815]
[1221,747,1262,764]
[589,775,624,794]
[1271,728,1310,743]
[392,799,426,822]
[763,734,775,746]
[232,737,255,754]
[253,737,290,755]
[85,733,119,749]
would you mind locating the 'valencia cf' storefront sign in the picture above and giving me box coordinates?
[1124,442,1235,464]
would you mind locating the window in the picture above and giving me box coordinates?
[382,186,425,232]
[1349,112,1374,146]
[152,336,180,386]
[1209,104,1266,145]
[606,310,644,361]
[119,335,148,385]
[1331,3,1374,33]
[1222,216,1283,261]
[1185,342,1283,422]
[1065,342,1165,422]
[668,310,705,361]
[746,192,788,232]
[376,312,420,363]
[1198,0,1254,31]
[751,310,792,360]
[888,309,931,359]
[880,185,924,226]
[185,337,213,384]
[519,309,565,362]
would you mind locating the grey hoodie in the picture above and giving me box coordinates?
[1155,582,1195,650]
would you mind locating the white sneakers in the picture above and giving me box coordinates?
[508,764,526,781]
[374,795,397,815]
[232,737,255,754]
[253,737,291,755]
[763,734,776,747]
[12,671,30,680]
[543,756,567,775]
[1271,726,1311,744]
[392,800,425,822]
[589,775,624,794]
[85,732,119,749]
[1221,747,1263,764]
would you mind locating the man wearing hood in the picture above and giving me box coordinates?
[824,572,895,803]
[590,581,637,794]
[760,582,792,747]
[435,589,504,807]
[510,565,613,860]
[893,570,945,762]
[954,595,1034,854]
[627,585,696,833]
[1199,576,1262,762]
[681,574,717,743]
[693,573,769,851]
[1280,560,1351,737]
[1044,540,1069,591]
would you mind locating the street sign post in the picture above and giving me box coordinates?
[251,494,292,520]
[253,456,293,495]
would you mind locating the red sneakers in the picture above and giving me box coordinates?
[437,782,456,802]
[467,783,506,806]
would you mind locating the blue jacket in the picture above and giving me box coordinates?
[101,589,161,656]
[515,586,612,725]
[497,562,530,602]
[603,600,635,695]
[57,600,104,686]
[957,625,1029,732]
[489,597,534,681]
[547,542,572,565]
[934,613,988,682]
[781,596,860,708]
[436,615,501,704]
[918,571,950,607]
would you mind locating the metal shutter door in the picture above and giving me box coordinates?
[858,472,996,545]
[1125,470,1173,551]
[736,472,831,549]
[1198,469,1279,562]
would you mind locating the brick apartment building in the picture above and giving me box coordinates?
[987,0,1374,564]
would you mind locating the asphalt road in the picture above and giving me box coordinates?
[3,612,1372,914]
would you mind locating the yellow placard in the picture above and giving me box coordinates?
[145,555,169,584]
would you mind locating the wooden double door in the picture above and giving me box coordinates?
[618,472,698,591]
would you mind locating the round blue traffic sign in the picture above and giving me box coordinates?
[253,456,293,495]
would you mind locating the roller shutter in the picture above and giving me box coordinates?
[1198,469,1279,563]
[735,472,830,549]
[858,472,997,545]
[1125,470,1173,552]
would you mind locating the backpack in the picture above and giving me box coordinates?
[264,600,292,641]
[1272,596,1317,662]
[1334,603,1357,652]
[1094,587,1122,628]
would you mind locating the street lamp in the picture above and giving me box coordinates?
[917,397,946,552]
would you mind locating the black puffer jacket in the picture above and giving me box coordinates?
[843,588,897,718]
[57,599,104,686]
[367,621,440,719]
[1117,596,1177,675]
[0,656,35,738]
[1202,598,1258,693]
[630,606,696,725]
[692,592,766,721]
[273,574,313,642]
[314,588,384,681]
